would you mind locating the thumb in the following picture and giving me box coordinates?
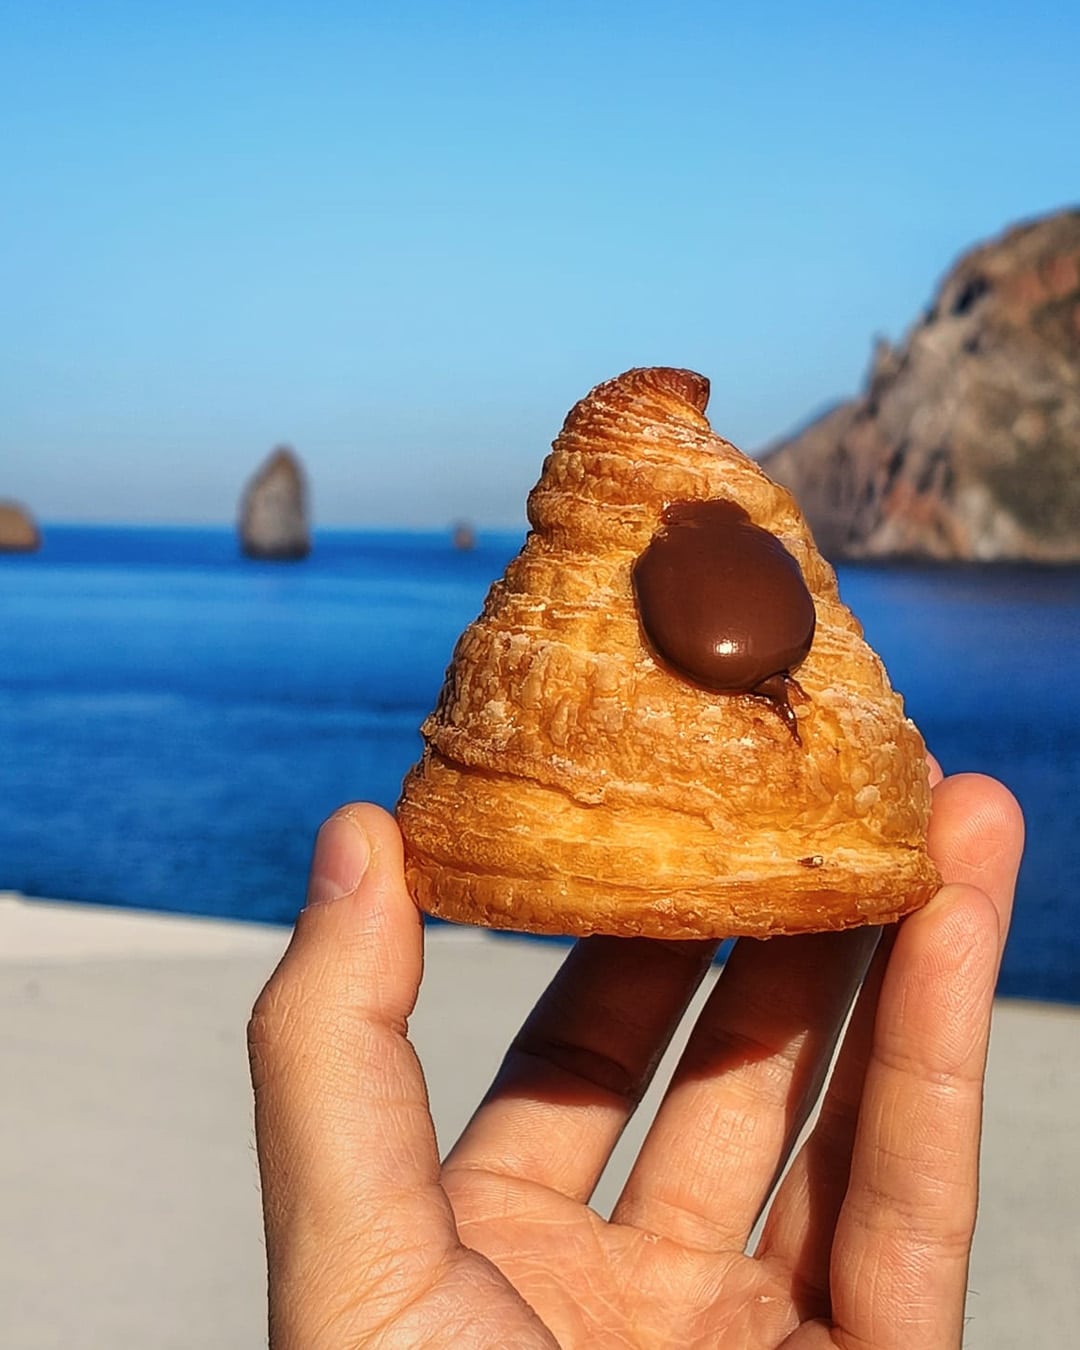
[249,805,459,1343]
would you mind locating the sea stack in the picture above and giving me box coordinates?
[761,207,1080,562]
[238,447,311,561]
[0,500,41,552]
[452,520,476,551]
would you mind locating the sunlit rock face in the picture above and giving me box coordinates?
[761,208,1080,562]
[238,447,311,561]
[0,500,40,552]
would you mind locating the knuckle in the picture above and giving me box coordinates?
[248,967,312,1088]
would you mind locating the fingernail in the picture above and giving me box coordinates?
[305,814,371,909]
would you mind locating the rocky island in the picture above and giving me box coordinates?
[0,500,40,552]
[238,447,311,560]
[761,208,1080,562]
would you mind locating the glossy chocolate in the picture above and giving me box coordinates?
[632,499,815,737]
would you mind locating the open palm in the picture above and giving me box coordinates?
[250,770,1022,1349]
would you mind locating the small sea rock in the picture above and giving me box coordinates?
[0,500,40,552]
[452,521,476,551]
[238,447,311,561]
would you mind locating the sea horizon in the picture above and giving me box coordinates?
[3,523,1078,1003]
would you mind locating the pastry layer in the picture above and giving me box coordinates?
[400,752,939,938]
[397,367,939,938]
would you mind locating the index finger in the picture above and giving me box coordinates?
[443,935,717,1204]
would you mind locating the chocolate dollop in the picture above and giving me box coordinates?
[632,499,815,737]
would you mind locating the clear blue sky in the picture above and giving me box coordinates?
[2,1,1076,527]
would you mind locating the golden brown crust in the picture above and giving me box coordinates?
[397,368,940,938]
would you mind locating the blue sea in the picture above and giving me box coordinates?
[2,526,1078,1003]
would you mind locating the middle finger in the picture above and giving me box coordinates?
[610,923,879,1250]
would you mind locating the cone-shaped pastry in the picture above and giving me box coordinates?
[398,368,940,938]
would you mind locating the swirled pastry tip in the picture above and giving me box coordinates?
[397,368,939,939]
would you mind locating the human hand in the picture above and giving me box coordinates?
[249,769,1022,1348]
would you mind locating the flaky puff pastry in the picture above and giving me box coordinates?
[397,368,940,938]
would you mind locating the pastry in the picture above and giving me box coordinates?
[397,367,940,938]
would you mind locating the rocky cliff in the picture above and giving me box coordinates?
[0,500,40,552]
[760,208,1080,561]
[238,447,311,560]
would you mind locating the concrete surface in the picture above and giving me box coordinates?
[1,893,1076,1348]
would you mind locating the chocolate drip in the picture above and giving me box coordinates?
[749,672,807,744]
[632,499,815,741]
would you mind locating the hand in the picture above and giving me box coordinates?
[249,769,1023,1349]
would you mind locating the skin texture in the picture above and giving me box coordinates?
[249,767,1023,1349]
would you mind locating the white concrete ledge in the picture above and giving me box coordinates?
[1,894,1076,1348]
